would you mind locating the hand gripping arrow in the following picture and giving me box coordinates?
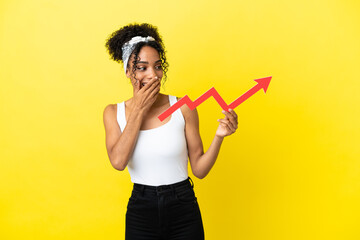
[158,76,272,121]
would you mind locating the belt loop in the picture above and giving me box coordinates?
[188,176,194,188]
[171,185,176,197]
[140,185,145,196]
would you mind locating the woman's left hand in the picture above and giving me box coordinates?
[215,108,238,138]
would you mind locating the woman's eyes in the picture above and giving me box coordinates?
[136,66,162,71]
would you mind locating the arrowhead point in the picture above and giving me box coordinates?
[254,76,272,93]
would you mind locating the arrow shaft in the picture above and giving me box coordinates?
[228,84,261,109]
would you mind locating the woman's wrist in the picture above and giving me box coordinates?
[130,107,145,120]
[214,134,224,141]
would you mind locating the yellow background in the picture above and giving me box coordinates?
[1,0,359,239]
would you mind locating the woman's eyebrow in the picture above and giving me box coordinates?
[138,60,162,64]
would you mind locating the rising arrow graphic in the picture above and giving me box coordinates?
[158,76,272,121]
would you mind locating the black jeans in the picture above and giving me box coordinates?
[125,177,205,240]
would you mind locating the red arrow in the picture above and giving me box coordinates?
[158,76,272,121]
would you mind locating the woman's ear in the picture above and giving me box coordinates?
[125,67,130,78]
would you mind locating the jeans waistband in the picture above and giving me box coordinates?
[133,177,194,194]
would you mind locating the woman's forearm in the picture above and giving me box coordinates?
[111,108,145,170]
[195,135,224,179]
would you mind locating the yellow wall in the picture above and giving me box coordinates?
[1,0,359,239]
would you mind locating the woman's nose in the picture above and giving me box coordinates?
[148,68,158,79]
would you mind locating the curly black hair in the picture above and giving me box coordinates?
[105,23,169,87]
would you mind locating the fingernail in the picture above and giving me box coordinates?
[222,110,225,113]
[229,108,232,112]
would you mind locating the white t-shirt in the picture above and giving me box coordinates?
[117,95,189,186]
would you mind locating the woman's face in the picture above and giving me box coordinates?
[126,45,163,90]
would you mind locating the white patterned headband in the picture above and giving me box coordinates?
[121,35,156,74]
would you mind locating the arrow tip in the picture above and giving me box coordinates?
[254,76,272,93]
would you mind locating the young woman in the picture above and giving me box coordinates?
[103,23,238,240]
